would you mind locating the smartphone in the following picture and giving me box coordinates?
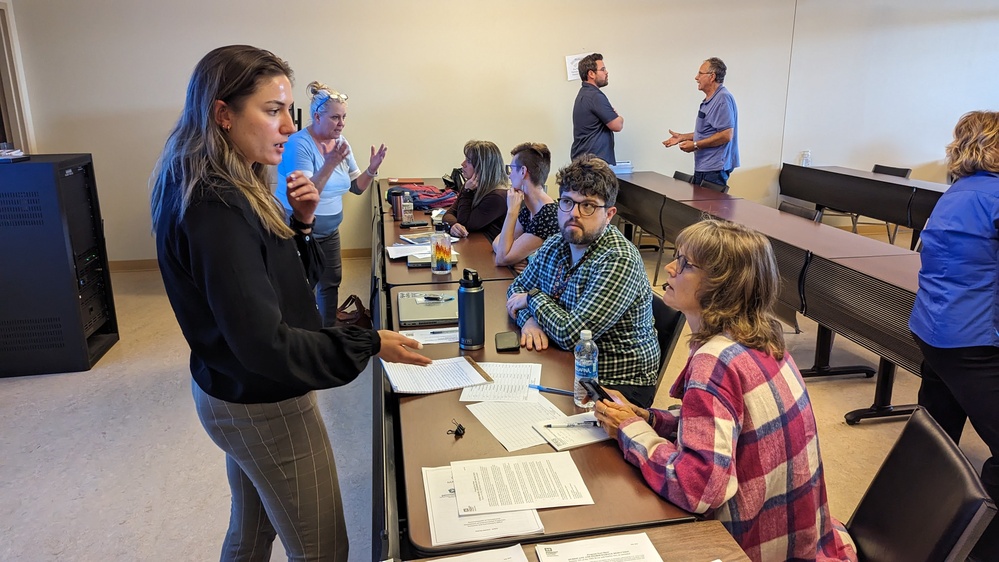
[495,331,520,352]
[580,378,612,402]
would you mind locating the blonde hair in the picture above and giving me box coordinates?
[675,219,786,360]
[947,110,999,179]
[150,45,294,238]
[307,81,347,121]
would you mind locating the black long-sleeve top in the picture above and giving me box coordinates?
[442,187,508,241]
[155,178,380,404]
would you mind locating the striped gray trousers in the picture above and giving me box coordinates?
[193,380,348,561]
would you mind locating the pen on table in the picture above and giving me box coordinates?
[544,420,600,428]
[422,294,454,302]
[429,328,458,334]
[529,384,574,397]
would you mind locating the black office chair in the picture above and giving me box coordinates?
[847,408,996,562]
[778,200,823,222]
[673,170,695,183]
[700,179,729,194]
[871,164,912,244]
[651,297,686,394]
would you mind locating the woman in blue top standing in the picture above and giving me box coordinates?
[277,81,387,326]
[910,110,999,560]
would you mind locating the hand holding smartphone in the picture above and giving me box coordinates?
[579,378,611,403]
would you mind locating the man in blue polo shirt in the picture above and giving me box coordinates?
[571,53,624,165]
[662,57,739,187]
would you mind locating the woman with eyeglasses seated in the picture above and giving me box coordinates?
[276,81,386,326]
[442,140,508,241]
[492,142,558,272]
[594,220,857,562]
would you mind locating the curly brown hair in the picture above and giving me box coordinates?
[947,111,999,180]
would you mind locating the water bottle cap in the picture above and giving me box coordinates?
[460,268,481,287]
[435,222,447,232]
[580,329,592,340]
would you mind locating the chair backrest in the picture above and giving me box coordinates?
[872,164,912,179]
[778,200,823,222]
[700,179,729,193]
[847,408,996,562]
[673,170,695,183]
[651,297,686,393]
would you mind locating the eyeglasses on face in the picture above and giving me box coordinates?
[697,70,715,76]
[505,163,524,175]
[673,250,700,274]
[557,197,608,216]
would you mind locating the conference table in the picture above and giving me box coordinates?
[778,164,948,249]
[613,172,922,426]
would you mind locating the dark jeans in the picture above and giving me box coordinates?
[692,169,731,187]
[315,229,343,328]
[913,334,999,559]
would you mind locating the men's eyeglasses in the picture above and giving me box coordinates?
[697,70,715,76]
[673,250,700,274]
[505,164,524,175]
[557,197,608,216]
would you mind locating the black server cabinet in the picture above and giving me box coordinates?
[0,154,119,376]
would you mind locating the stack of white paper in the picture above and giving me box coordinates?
[466,396,566,452]
[532,412,611,451]
[381,356,489,394]
[459,363,542,402]
[535,532,663,561]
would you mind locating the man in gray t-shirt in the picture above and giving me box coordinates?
[571,53,624,166]
[662,57,740,187]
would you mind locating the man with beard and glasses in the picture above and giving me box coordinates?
[507,155,659,407]
[571,53,623,166]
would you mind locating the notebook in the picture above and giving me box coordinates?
[406,252,459,268]
[397,291,459,327]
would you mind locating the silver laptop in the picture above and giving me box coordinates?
[397,291,459,327]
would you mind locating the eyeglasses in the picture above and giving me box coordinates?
[505,164,524,175]
[697,70,715,76]
[316,90,348,112]
[557,197,608,216]
[673,250,700,274]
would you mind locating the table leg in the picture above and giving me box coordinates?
[844,358,917,425]
[800,325,876,378]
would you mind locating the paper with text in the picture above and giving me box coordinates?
[460,363,542,402]
[532,412,611,451]
[427,543,530,562]
[467,396,566,451]
[451,451,593,515]
[423,466,543,546]
[400,327,459,345]
[381,356,487,394]
[535,532,662,561]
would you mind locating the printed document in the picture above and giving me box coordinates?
[399,327,459,345]
[451,451,593,515]
[424,543,530,562]
[423,466,543,546]
[467,396,566,451]
[535,532,662,561]
[459,363,542,402]
[533,412,611,451]
[381,356,490,394]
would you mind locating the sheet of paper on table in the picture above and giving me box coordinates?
[422,466,543,547]
[451,451,593,515]
[381,356,491,394]
[399,327,459,345]
[459,362,542,402]
[421,543,530,562]
[466,395,566,451]
[532,411,611,451]
[535,532,663,562]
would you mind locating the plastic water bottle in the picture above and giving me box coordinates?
[800,150,812,167]
[573,330,599,408]
[430,222,452,275]
[402,191,415,222]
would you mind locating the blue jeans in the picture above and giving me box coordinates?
[692,169,731,187]
[315,229,342,328]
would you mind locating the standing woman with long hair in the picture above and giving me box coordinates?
[151,45,429,561]
[443,140,508,240]
[276,81,387,326]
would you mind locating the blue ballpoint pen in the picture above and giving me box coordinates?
[529,384,574,397]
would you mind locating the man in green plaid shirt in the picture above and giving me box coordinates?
[507,155,660,407]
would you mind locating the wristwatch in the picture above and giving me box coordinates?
[527,288,541,299]
[290,215,316,232]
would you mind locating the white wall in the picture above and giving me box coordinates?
[7,0,998,260]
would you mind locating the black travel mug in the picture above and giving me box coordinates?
[458,268,484,350]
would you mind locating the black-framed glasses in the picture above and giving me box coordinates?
[557,197,608,216]
[673,250,700,274]
[505,163,524,175]
[696,70,715,76]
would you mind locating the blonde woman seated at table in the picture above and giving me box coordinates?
[442,140,508,241]
[594,220,857,562]
[492,142,558,272]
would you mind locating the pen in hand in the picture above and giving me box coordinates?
[544,420,600,428]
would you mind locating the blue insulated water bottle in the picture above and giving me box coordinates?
[458,269,484,350]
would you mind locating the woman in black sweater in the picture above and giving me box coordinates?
[150,45,429,561]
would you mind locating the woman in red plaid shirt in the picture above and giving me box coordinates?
[595,220,857,562]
